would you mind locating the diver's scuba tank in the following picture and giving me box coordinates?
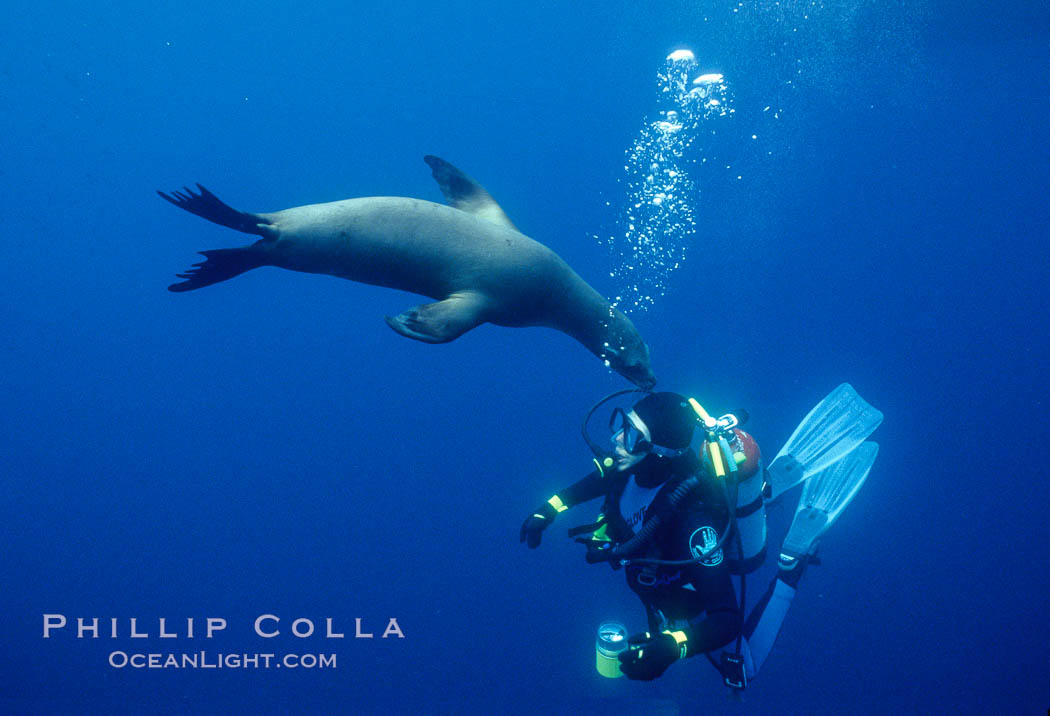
[595,621,628,678]
[689,399,767,575]
[714,428,766,574]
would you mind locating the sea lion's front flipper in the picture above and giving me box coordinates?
[423,155,519,231]
[385,292,490,344]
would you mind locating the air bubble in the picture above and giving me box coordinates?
[601,51,732,313]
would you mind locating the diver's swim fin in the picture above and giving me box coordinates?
[765,384,883,501]
[780,441,878,560]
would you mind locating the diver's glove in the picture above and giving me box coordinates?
[618,631,686,681]
[519,501,559,549]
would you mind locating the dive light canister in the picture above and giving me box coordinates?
[595,621,628,678]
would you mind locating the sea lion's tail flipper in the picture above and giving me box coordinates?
[157,184,271,236]
[385,292,489,344]
[169,247,267,292]
[423,155,519,232]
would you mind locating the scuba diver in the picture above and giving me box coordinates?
[519,385,882,687]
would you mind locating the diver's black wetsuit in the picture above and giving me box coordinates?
[556,451,741,655]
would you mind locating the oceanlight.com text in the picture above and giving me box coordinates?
[108,651,337,669]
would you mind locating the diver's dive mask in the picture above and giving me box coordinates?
[609,407,688,457]
[609,407,688,459]
[609,407,649,454]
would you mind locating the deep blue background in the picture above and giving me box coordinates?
[1,1,1046,714]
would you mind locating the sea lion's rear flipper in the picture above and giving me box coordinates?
[168,246,269,292]
[158,184,272,236]
[385,292,489,343]
[423,155,519,231]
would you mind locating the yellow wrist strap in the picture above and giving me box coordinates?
[663,630,688,659]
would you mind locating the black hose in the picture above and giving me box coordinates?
[587,472,736,567]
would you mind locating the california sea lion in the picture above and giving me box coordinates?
[160,156,656,388]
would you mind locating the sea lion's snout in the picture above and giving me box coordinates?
[624,361,657,390]
[606,343,656,389]
[600,318,656,388]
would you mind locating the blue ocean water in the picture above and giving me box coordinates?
[1,1,1046,714]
